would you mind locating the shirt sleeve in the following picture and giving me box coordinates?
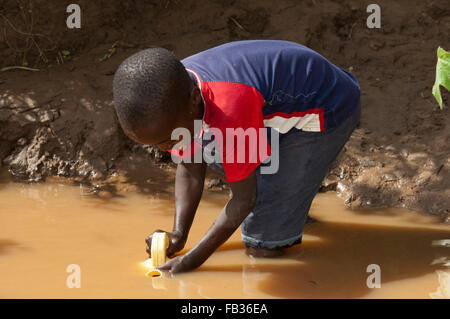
[205,82,271,182]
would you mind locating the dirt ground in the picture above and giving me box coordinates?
[0,0,449,220]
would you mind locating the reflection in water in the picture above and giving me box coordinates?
[430,271,450,299]
[251,222,450,298]
[0,170,449,298]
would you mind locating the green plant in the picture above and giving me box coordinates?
[432,47,450,109]
[61,50,70,59]
[98,41,118,62]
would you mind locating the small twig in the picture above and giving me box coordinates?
[2,26,31,53]
[18,105,40,113]
[1,10,56,65]
[15,0,28,24]
[0,13,47,39]
[99,41,119,62]
[347,22,357,40]
[32,37,47,63]
[436,164,444,176]
[0,65,40,72]
[229,16,247,32]
[58,50,64,64]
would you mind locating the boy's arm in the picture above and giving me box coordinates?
[173,161,207,249]
[158,170,257,274]
[146,161,206,257]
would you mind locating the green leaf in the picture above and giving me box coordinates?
[22,61,28,66]
[61,50,70,57]
[432,47,450,109]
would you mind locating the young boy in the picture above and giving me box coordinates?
[112,40,360,274]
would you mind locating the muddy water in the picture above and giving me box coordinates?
[0,170,449,299]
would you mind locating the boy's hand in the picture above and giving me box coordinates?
[158,171,258,275]
[157,255,194,274]
[145,230,186,258]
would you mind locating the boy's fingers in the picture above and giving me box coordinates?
[157,256,184,273]
[156,260,173,271]
[145,229,166,245]
[157,265,169,271]
[166,244,178,256]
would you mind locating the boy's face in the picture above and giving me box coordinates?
[125,85,204,151]
[129,115,183,151]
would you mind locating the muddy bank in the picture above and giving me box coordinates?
[0,79,168,181]
[0,0,449,220]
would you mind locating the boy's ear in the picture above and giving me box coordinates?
[188,87,202,111]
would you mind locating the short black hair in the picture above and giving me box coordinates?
[113,48,191,136]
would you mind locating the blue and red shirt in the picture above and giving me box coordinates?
[171,40,360,182]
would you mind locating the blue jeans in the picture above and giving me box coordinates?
[209,103,361,249]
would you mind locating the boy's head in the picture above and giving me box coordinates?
[113,48,203,150]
